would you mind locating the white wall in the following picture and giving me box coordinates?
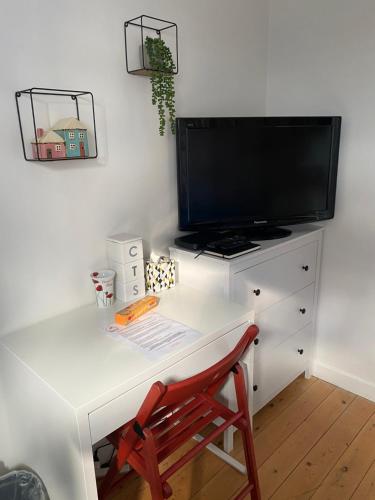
[267,0,375,399]
[0,0,268,467]
[3,0,375,471]
[0,0,268,338]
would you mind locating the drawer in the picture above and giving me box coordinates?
[255,284,314,353]
[253,323,312,413]
[231,242,317,312]
[89,323,250,444]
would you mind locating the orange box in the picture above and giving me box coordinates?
[115,295,160,325]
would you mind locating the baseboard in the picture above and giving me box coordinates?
[313,361,375,403]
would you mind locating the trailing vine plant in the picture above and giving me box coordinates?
[145,36,176,136]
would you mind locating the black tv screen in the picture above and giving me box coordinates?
[176,117,341,231]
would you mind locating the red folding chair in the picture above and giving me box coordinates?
[98,324,260,500]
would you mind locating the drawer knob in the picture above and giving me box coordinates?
[298,348,304,355]
[299,307,306,315]
[302,265,309,271]
[253,289,261,296]
[253,384,258,391]
[254,338,259,346]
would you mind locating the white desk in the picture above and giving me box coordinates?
[0,285,253,500]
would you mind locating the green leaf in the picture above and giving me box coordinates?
[145,36,176,136]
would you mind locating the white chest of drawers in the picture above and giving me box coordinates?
[170,224,323,413]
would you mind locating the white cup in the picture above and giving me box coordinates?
[91,269,115,308]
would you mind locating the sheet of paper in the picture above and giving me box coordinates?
[104,312,202,358]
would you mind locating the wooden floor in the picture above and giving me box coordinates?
[108,376,375,499]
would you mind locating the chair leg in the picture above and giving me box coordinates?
[97,460,120,500]
[233,365,261,500]
[143,429,165,500]
[241,427,261,500]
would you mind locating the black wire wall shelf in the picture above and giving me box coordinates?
[124,15,179,77]
[15,87,98,162]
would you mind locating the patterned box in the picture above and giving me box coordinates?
[145,257,176,293]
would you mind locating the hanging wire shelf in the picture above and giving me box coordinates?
[15,87,98,162]
[124,15,179,77]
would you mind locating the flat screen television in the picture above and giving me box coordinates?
[176,116,341,242]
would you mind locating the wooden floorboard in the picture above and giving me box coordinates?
[311,411,375,499]
[105,375,375,500]
[253,379,335,468]
[271,395,375,500]
[190,380,335,500]
[351,460,375,499]
[252,375,318,438]
[258,387,356,498]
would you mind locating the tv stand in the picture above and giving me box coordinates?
[175,226,292,251]
[170,225,323,415]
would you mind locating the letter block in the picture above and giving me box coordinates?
[106,232,146,302]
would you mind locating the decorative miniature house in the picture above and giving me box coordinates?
[31,128,66,160]
[52,117,89,158]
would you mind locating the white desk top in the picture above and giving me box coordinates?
[1,285,251,411]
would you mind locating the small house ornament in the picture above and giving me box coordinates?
[31,117,89,160]
[32,128,66,160]
[52,117,89,158]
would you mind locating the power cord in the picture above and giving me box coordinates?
[101,447,115,468]
[93,442,115,468]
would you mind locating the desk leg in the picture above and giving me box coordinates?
[241,345,255,422]
[193,435,246,474]
[78,414,99,500]
[0,347,89,500]
[219,378,235,453]
[223,426,234,453]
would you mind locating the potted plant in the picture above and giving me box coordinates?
[144,36,176,136]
